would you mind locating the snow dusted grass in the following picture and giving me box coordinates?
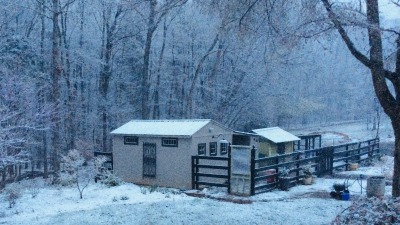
[0,177,354,225]
[1,174,383,225]
[0,156,395,225]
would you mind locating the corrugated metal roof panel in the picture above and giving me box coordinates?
[252,127,300,143]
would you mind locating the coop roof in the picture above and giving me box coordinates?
[110,119,214,137]
[252,127,300,143]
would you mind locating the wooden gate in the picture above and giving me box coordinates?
[317,147,334,176]
[143,143,156,178]
[191,154,231,192]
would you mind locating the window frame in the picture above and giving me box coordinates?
[124,136,139,145]
[161,137,178,147]
[220,142,228,155]
[198,143,206,155]
[209,142,217,156]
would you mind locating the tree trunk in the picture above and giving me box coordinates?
[142,0,157,120]
[61,6,76,151]
[98,5,121,152]
[39,0,48,179]
[51,0,62,181]
[391,119,400,196]
[152,18,167,120]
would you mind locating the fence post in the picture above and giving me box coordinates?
[296,152,301,181]
[345,144,349,170]
[191,156,195,189]
[329,147,334,174]
[376,138,380,155]
[250,146,256,196]
[227,144,231,194]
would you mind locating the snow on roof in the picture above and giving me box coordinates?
[110,119,212,137]
[252,127,300,143]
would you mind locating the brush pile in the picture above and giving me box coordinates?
[333,196,400,224]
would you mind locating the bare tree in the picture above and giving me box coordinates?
[61,149,106,199]
[140,0,188,119]
[51,0,63,182]
[98,1,123,152]
[321,0,400,196]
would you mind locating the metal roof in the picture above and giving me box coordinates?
[252,127,300,143]
[110,119,212,137]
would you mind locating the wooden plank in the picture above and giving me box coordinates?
[194,172,229,179]
[195,165,229,170]
[254,173,277,182]
[254,183,276,191]
[192,156,228,161]
[194,181,228,188]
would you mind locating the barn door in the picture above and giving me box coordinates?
[143,143,156,178]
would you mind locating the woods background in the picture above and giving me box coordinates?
[1,0,396,176]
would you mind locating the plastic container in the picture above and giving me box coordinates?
[341,191,350,201]
[367,176,385,197]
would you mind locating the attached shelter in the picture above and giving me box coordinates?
[252,127,300,157]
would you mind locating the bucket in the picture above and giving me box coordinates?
[367,176,385,197]
[266,169,276,183]
[341,191,350,201]
[349,163,358,171]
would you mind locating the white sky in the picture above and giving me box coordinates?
[380,0,400,19]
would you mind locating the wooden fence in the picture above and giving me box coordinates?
[190,138,380,196]
[192,152,231,193]
[250,138,380,195]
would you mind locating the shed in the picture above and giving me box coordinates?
[252,127,300,157]
[110,119,233,189]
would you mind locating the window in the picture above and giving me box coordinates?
[220,142,228,155]
[198,143,206,155]
[209,142,217,156]
[162,138,178,147]
[124,136,138,145]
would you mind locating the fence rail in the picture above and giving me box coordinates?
[191,152,231,193]
[250,137,380,195]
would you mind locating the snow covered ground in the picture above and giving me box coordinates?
[0,157,393,225]
[0,121,395,225]
[289,119,394,145]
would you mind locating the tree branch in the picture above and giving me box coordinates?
[321,0,371,68]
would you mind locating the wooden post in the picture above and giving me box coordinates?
[250,146,256,195]
[191,156,195,189]
[318,136,322,148]
[345,144,349,170]
[296,152,300,182]
[195,157,199,189]
[227,144,231,194]
[329,147,334,174]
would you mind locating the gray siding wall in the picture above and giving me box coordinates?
[113,135,192,189]
[191,122,233,157]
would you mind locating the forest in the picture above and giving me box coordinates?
[0,0,398,179]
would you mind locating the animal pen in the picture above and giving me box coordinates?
[191,138,380,195]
